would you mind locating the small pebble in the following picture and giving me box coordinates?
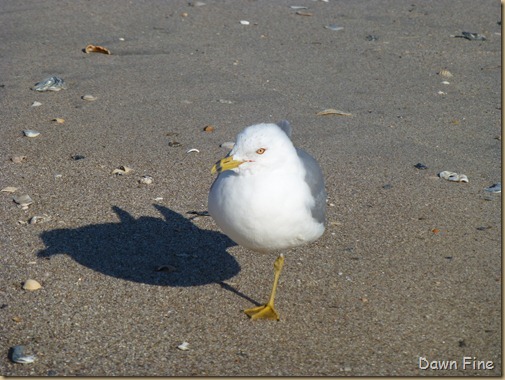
[71,155,86,160]
[22,279,42,291]
[168,141,182,147]
[203,125,215,132]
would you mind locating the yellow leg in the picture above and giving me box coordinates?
[244,254,285,321]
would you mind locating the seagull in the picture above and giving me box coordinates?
[208,120,326,320]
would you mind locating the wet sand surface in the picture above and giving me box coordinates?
[0,0,501,376]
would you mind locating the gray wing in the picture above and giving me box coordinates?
[276,120,293,139]
[296,148,326,224]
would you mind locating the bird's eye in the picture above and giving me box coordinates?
[256,148,266,155]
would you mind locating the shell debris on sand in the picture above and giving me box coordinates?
[31,101,42,107]
[82,94,97,101]
[23,130,40,138]
[13,194,34,209]
[84,44,111,54]
[9,345,35,364]
[438,69,453,78]
[317,108,352,116]
[138,175,154,185]
[33,76,66,92]
[23,279,42,291]
[438,171,468,183]
[29,214,51,224]
[112,166,133,175]
[1,186,18,193]
[484,183,501,193]
[52,118,65,124]
[11,156,27,163]
[177,342,190,351]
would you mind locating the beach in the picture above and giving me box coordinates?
[0,0,501,375]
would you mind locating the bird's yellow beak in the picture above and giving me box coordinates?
[211,156,244,174]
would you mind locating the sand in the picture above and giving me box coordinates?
[0,0,501,376]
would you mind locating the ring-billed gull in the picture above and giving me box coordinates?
[208,120,326,320]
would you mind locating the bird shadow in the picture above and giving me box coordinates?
[37,205,241,287]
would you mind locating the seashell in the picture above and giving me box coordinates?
[9,345,35,364]
[138,175,154,185]
[31,101,42,107]
[177,342,190,351]
[1,186,18,193]
[23,279,42,291]
[29,214,51,224]
[438,171,468,183]
[218,99,234,104]
[53,118,65,124]
[13,194,34,208]
[82,94,97,101]
[439,69,453,78]
[240,20,250,25]
[316,109,352,116]
[203,125,215,132]
[11,155,27,163]
[33,76,66,92]
[460,31,486,41]
[112,166,133,175]
[441,81,450,85]
[155,265,177,273]
[84,44,111,54]
[154,197,164,201]
[437,91,447,95]
[220,141,235,150]
[186,148,200,153]
[484,183,501,193]
[290,6,308,9]
[325,24,344,31]
[296,10,312,16]
[414,163,428,170]
[23,130,40,138]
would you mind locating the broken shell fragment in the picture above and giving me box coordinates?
[1,186,18,193]
[23,130,40,138]
[484,183,501,193]
[239,20,250,25]
[296,10,312,16]
[290,6,308,9]
[186,148,200,153]
[31,101,42,107]
[29,214,51,224]
[11,156,27,163]
[9,345,35,364]
[84,44,111,54]
[139,175,154,185]
[458,31,486,41]
[177,342,190,351]
[82,94,97,101]
[438,69,453,78]
[317,109,352,116]
[112,166,133,175]
[438,171,468,183]
[33,76,66,92]
[203,125,215,132]
[23,279,42,291]
[53,118,65,124]
[325,24,344,31]
[13,194,34,208]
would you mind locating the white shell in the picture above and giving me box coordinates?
[438,171,469,183]
[139,175,154,185]
[1,186,18,193]
[13,194,34,208]
[10,345,36,364]
[29,214,51,224]
[82,94,97,101]
[177,342,190,351]
[186,148,200,153]
[240,20,250,25]
[31,101,42,107]
[23,130,40,137]
[23,279,42,291]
